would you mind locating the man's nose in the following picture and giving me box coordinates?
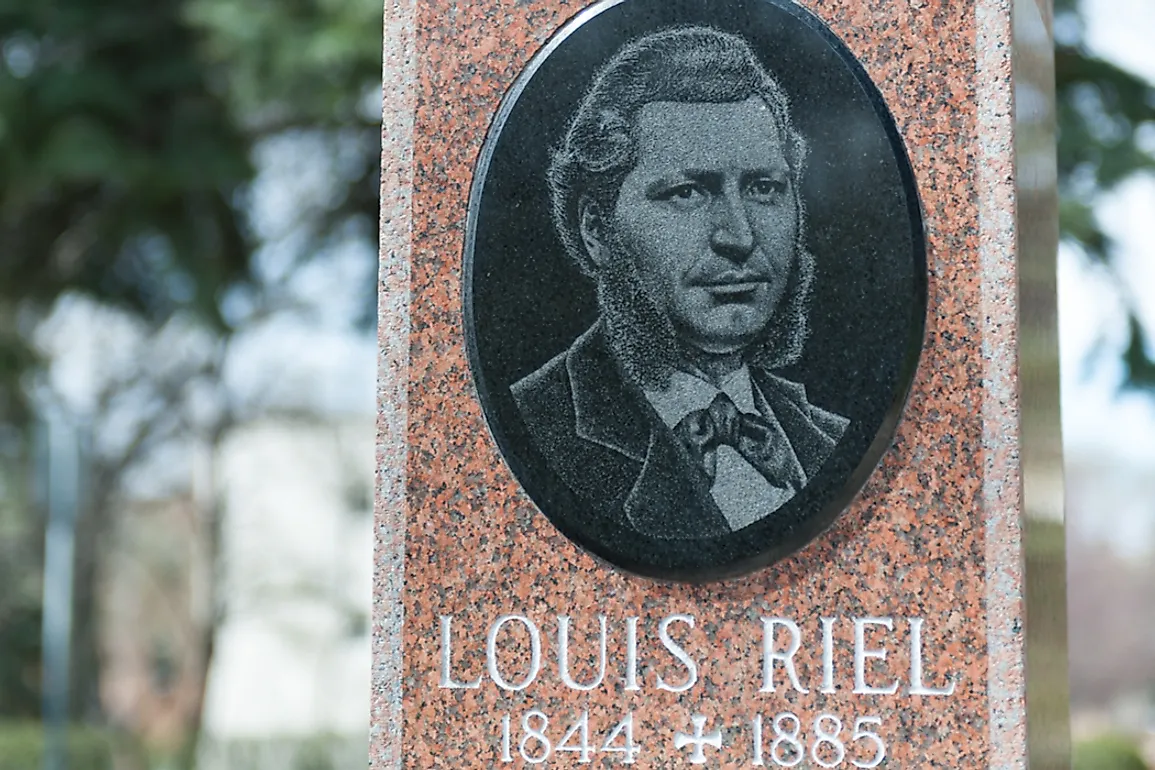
[709,191,755,261]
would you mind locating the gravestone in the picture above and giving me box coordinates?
[374,0,1069,766]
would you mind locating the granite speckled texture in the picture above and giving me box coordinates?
[374,0,1047,765]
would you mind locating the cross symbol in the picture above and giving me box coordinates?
[674,714,722,764]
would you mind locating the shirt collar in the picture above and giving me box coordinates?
[643,366,758,429]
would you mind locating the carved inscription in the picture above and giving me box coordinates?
[439,614,957,764]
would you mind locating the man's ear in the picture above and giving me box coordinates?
[578,197,609,268]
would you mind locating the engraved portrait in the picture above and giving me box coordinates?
[511,27,847,540]
[465,0,926,580]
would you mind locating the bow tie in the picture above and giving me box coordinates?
[672,393,804,490]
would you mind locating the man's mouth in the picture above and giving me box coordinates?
[694,270,769,288]
[705,280,765,292]
[697,275,768,302]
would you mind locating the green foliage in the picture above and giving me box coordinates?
[185,0,383,274]
[1055,0,1155,389]
[0,0,257,425]
[0,723,114,770]
[185,0,383,325]
[0,432,41,719]
[1124,316,1155,389]
[0,322,36,426]
[185,0,382,130]
[1056,49,1155,194]
[0,607,41,718]
[0,0,255,328]
[0,0,384,422]
[1073,734,1150,770]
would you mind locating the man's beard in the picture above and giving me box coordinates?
[597,233,815,391]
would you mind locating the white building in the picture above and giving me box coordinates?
[198,416,374,768]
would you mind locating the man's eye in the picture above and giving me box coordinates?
[657,184,706,206]
[746,178,787,201]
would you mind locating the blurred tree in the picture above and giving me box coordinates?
[1054,0,1155,388]
[185,0,382,326]
[1,0,380,765]
[0,0,381,422]
[0,0,253,424]
[0,436,41,718]
[0,604,40,717]
[186,0,381,133]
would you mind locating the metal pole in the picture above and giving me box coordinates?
[41,409,79,770]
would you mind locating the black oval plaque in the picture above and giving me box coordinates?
[463,0,927,582]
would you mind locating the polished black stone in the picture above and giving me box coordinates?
[463,0,927,582]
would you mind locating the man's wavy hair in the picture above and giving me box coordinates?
[547,26,815,383]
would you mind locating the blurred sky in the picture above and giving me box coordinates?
[1059,0,1155,551]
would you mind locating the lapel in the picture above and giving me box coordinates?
[749,368,843,478]
[565,325,732,540]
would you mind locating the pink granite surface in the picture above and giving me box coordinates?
[374,0,1028,765]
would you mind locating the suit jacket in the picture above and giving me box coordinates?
[511,322,848,540]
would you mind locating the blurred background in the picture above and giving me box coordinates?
[0,0,1152,768]
[0,0,381,768]
[1058,0,1155,767]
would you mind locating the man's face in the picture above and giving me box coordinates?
[607,96,799,356]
